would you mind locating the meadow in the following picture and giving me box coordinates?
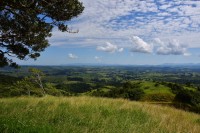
[0,96,200,133]
[0,66,200,132]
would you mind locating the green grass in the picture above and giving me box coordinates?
[129,81,175,102]
[184,86,196,91]
[0,96,200,133]
[87,81,197,102]
[99,86,116,92]
[133,81,172,94]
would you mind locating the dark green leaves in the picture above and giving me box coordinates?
[0,0,84,67]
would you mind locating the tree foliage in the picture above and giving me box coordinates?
[28,68,45,95]
[0,0,84,67]
[92,82,144,101]
[12,77,35,96]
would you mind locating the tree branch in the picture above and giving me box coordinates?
[19,0,35,8]
[4,7,20,17]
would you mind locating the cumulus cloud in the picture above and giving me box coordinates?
[183,53,191,57]
[118,48,124,52]
[96,42,123,53]
[154,38,189,55]
[68,53,78,59]
[154,38,164,46]
[129,37,191,56]
[130,36,153,53]
[94,56,102,61]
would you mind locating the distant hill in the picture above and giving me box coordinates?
[160,63,200,67]
[21,63,200,67]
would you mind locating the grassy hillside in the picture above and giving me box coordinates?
[137,81,172,94]
[0,96,200,133]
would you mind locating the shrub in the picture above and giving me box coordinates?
[191,91,200,113]
[167,83,184,94]
[154,83,160,87]
[104,82,144,101]
[174,89,192,104]
[123,88,144,101]
[174,90,200,113]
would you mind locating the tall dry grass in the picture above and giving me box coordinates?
[0,96,199,133]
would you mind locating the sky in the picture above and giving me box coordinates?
[17,0,200,65]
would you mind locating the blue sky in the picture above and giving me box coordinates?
[17,0,200,65]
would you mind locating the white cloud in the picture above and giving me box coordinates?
[130,37,191,56]
[130,36,153,53]
[48,0,200,49]
[118,48,124,52]
[159,4,171,10]
[183,53,191,57]
[94,56,100,60]
[94,56,102,61]
[68,53,78,59]
[97,42,117,53]
[154,38,164,46]
[155,38,189,55]
[96,42,123,53]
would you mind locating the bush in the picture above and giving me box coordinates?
[154,83,160,87]
[174,90,200,113]
[191,91,200,113]
[169,83,184,94]
[56,83,92,93]
[103,82,144,101]
[123,88,144,101]
[174,89,192,104]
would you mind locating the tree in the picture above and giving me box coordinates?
[13,77,34,96]
[28,68,45,95]
[122,82,144,100]
[0,0,84,67]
